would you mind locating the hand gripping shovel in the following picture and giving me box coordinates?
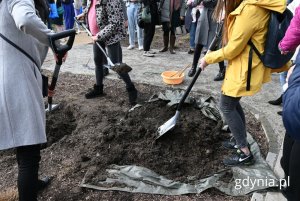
[45,29,76,112]
[156,68,202,139]
[74,18,132,74]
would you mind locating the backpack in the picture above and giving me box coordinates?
[246,9,294,91]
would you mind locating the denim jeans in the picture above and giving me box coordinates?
[189,22,196,49]
[220,94,248,148]
[280,71,288,91]
[127,2,143,47]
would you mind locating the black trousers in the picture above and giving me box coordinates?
[193,43,225,71]
[281,134,300,201]
[162,22,176,36]
[93,41,134,89]
[16,145,41,201]
[143,22,156,51]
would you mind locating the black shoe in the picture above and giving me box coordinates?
[222,137,250,150]
[127,86,138,105]
[278,111,283,116]
[85,84,105,99]
[222,137,238,150]
[223,149,255,166]
[187,49,194,54]
[37,176,52,191]
[103,68,109,77]
[214,71,225,81]
[268,95,282,105]
[188,65,196,77]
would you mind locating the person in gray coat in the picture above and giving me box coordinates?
[0,0,63,200]
[188,0,226,81]
[159,0,185,54]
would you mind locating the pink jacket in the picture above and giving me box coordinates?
[279,5,300,52]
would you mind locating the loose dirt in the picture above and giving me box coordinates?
[0,28,267,201]
[0,71,267,201]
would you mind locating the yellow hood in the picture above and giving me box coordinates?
[231,0,286,15]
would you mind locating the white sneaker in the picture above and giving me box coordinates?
[138,46,144,51]
[127,45,135,50]
[143,51,154,57]
[148,50,156,54]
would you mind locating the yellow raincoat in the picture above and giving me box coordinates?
[204,0,288,97]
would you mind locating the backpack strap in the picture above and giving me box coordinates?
[247,46,253,91]
[248,40,263,61]
[246,40,263,91]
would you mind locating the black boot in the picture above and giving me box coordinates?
[169,35,176,54]
[103,68,109,77]
[85,84,105,99]
[214,68,226,81]
[188,64,197,77]
[268,95,282,105]
[159,35,169,52]
[127,86,138,105]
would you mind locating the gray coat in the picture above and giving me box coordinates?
[195,7,217,46]
[0,0,53,150]
[161,0,185,23]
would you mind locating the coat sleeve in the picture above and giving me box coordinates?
[279,6,300,52]
[204,5,259,64]
[8,0,52,46]
[97,0,123,41]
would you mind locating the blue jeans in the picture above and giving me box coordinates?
[280,71,288,91]
[127,2,143,47]
[189,22,196,49]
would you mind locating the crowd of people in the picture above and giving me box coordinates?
[1,0,300,200]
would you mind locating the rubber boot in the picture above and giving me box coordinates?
[127,85,138,105]
[85,84,105,99]
[159,35,169,52]
[169,35,176,54]
[188,64,197,77]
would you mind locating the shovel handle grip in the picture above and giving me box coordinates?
[49,29,76,55]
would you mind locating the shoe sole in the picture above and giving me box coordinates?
[223,159,255,167]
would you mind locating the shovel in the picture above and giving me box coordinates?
[156,23,223,139]
[74,18,132,74]
[45,29,76,112]
[156,67,202,139]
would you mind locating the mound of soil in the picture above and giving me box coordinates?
[0,72,267,201]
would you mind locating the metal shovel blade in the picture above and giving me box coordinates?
[110,63,132,74]
[45,104,60,112]
[156,111,180,139]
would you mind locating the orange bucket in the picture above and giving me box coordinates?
[161,71,185,85]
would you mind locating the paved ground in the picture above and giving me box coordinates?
[42,33,287,200]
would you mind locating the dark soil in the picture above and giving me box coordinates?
[0,71,268,201]
[0,25,267,201]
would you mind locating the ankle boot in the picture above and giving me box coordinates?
[159,35,169,52]
[169,35,176,54]
[268,94,282,105]
[188,64,197,77]
[214,67,226,81]
[127,86,138,105]
[85,84,105,99]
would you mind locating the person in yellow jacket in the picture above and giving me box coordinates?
[199,0,287,166]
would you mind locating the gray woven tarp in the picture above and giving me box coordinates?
[80,90,278,196]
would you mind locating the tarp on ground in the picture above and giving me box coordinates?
[80,90,279,196]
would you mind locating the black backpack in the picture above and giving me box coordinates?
[246,9,294,90]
